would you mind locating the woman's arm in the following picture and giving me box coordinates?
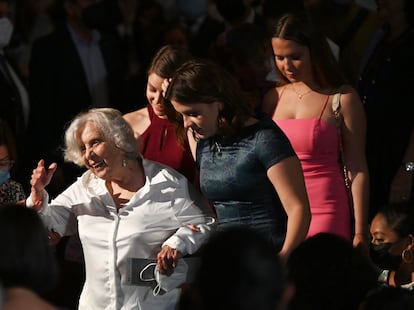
[27,159,77,237]
[29,159,57,210]
[267,156,311,261]
[341,87,370,252]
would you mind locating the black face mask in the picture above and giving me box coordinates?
[370,242,402,270]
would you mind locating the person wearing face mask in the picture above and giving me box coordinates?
[0,119,25,205]
[369,202,414,290]
[0,0,30,188]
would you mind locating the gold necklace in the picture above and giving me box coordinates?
[291,83,313,100]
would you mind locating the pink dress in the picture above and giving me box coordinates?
[273,95,352,240]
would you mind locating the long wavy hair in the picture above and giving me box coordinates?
[147,44,192,148]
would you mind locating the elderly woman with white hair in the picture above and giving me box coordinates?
[27,107,215,310]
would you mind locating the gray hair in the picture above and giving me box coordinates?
[63,108,139,167]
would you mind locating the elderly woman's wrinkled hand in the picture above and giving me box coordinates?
[30,159,57,210]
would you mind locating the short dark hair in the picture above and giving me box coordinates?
[0,204,59,296]
[180,227,288,310]
[287,232,378,310]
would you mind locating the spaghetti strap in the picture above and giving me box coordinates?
[318,95,330,119]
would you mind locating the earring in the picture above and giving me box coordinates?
[402,249,414,263]
[122,159,127,167]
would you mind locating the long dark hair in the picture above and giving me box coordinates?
[271,12,347,88]
[147,44,192,78]
[376,202,414,238]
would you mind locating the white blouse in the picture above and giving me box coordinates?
[27,159,215,310]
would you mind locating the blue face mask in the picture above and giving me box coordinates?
[0,169,10,185]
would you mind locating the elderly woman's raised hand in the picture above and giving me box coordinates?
[30,159,57,210]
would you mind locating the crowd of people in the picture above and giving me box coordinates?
[0,0,414,309]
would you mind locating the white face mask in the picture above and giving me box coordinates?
[139,259,188,296]
[0,17,13,50]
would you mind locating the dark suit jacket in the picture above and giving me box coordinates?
[0,55,29,185]
[27,25,127,191]
[0,55,26,142]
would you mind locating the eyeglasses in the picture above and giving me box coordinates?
[0,159,14,169]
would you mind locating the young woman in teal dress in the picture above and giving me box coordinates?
[164,58,311,259]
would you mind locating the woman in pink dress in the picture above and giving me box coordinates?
[262,12,369,252]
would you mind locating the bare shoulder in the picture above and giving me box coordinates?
[337,84,363,108]
[123,107,151,137]
[262,86,280,115]
[123,107,148,123]
[334,85,365,123]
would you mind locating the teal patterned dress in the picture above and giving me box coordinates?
[196,115,296,250]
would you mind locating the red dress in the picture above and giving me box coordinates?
[140,105,196,183]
